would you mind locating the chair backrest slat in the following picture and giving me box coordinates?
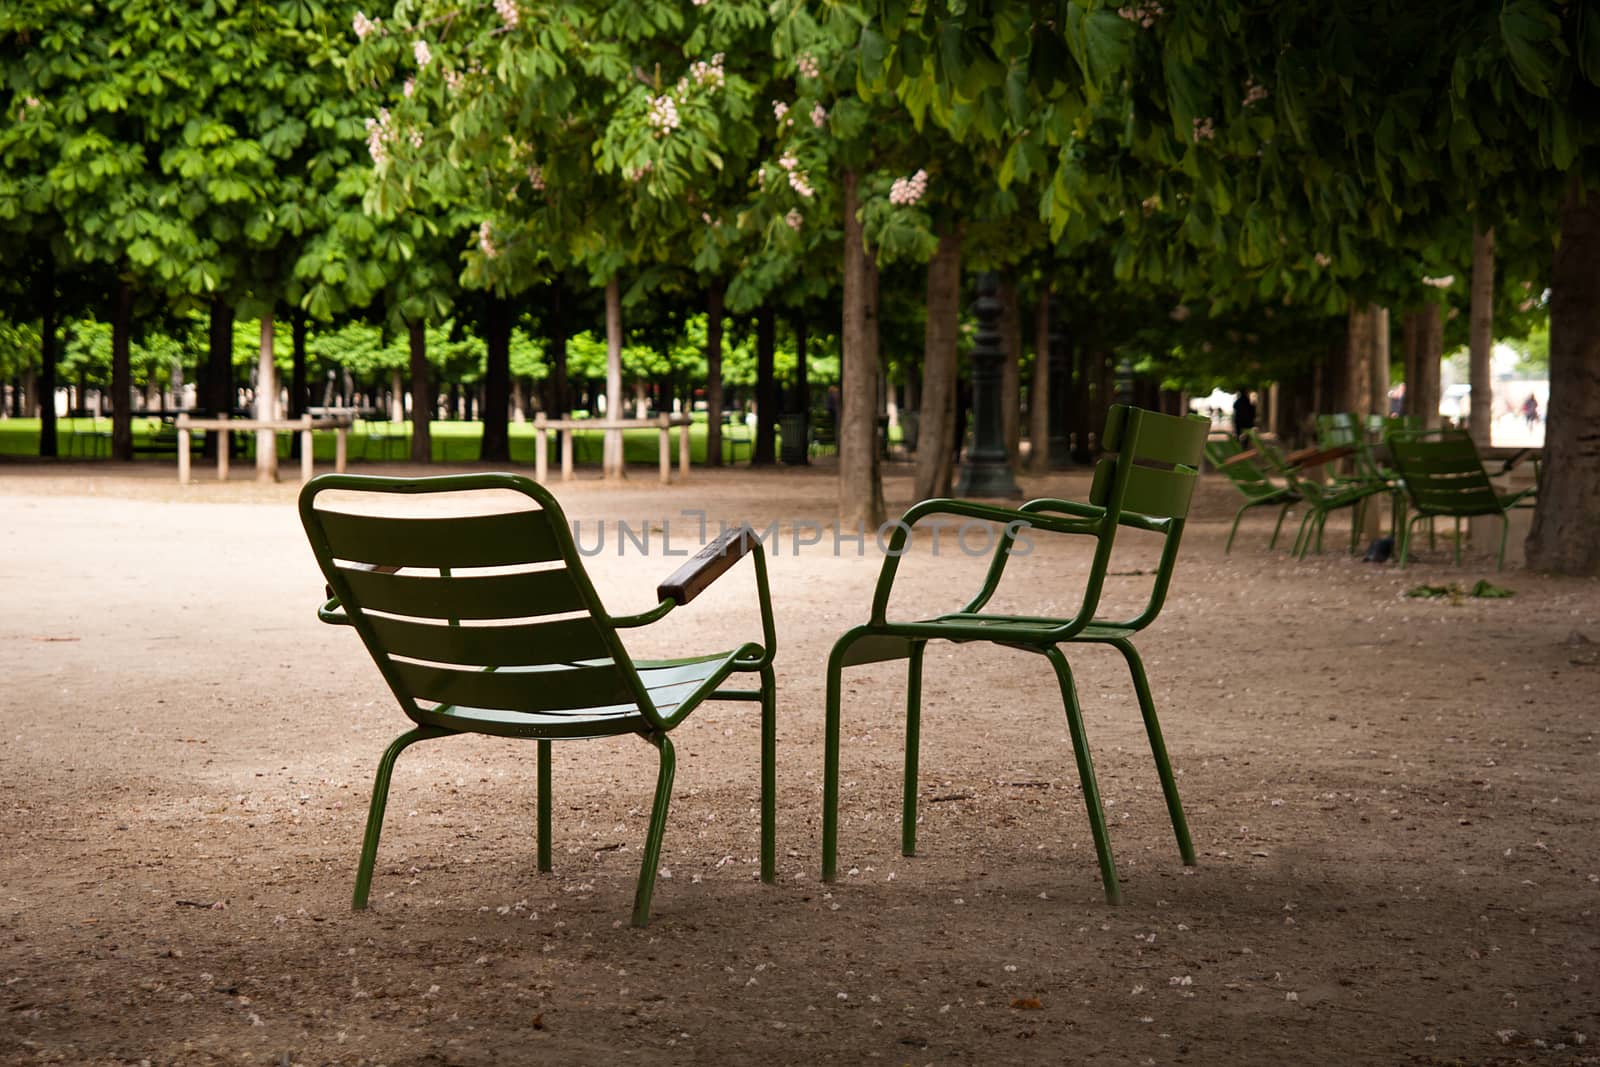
[392,660,636,713]
[365,614,614,666]
[317,508,565,568]
[340,567,588,620]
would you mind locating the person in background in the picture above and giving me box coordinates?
[1233,389,1257,445]
[1522,393,1540,429]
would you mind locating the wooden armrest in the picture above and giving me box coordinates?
[1287,444,1354,469]
[656,526,753,606]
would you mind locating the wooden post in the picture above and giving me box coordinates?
[300,417,314,484]
[177,418,191,485]
[216,415,230,482]
[678,420,690,481]
[561,428,574,481]
[334,427,347,473]
[658,415,671,484]
[534,414,548,482]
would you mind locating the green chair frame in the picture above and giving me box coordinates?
[1204,436,1300,553]
[1247,430,1389,558]
[1387,431,1537,570]
[821,405,1207,905]
[300,472,777,926]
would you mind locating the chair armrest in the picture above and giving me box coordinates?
[653,525,775,669]
[1020,496,1171,535]
[871,499,1105,622]
[318,594,353,626]
[657,526,756,605]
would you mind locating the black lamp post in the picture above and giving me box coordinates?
[956,272,1021,498]
[1046,296,1073,468]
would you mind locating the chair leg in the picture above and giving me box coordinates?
[821,636,850,883]
[1043,648,1122,905]
[1269,501,1292,550]
[759,663,777,884]
[1496,514,1509,572]
[1453,517,1464,565]
[354,726,448,910]
[901,641,926,858]
[537,739,553,873]
[1111,640,1195,866]
[1398,514,1418,568]
[631,732,677,927]
[1225,504,1247,554]
[1291,511,1315,558]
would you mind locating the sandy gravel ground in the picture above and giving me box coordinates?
[2,456,1597,1066]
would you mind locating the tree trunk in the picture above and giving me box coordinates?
[1370,306,1390,418]
[110,280,133,461]
[480,296,512,462]
[604,275,625,478]
[409,319,432,463]
[1526,178,1600,574]
[205,297,234,460]
[754,305,777,464]
[997,276,1022,471]
[547,280,569,416]
[290,313,307,420]
[36,260,58,457]
[706,284,724,467]
[792,311,810,414]
[1415,303,1443,430]
[1469,226,1495,445]
[1028,288,1051,472]
[1346,303,1376,417]
[256,311,279,482]
[839,169,885,529]
[914,228,962,500]
[1401,307,1421,416]
[287,312,307,459]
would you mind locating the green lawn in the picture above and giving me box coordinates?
[0,415,780,467]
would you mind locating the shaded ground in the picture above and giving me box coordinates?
[2,458,1597,1066]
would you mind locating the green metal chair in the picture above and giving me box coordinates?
[1204,436,1300,553]
[1247,429,1388,558]
[822,405,1207,905]
[299,472,777,926]
[1387,431,1537,570]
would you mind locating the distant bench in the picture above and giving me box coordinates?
[175,414,353,485]
[533,413,693,483]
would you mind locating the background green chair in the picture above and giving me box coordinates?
[1387,431,1537,569]
[1204,436,1300,553]
[821,405,1207,905]
[1248,429,1388,557]
[300,472,776,926]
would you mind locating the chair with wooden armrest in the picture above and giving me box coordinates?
[300,472,776,926]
